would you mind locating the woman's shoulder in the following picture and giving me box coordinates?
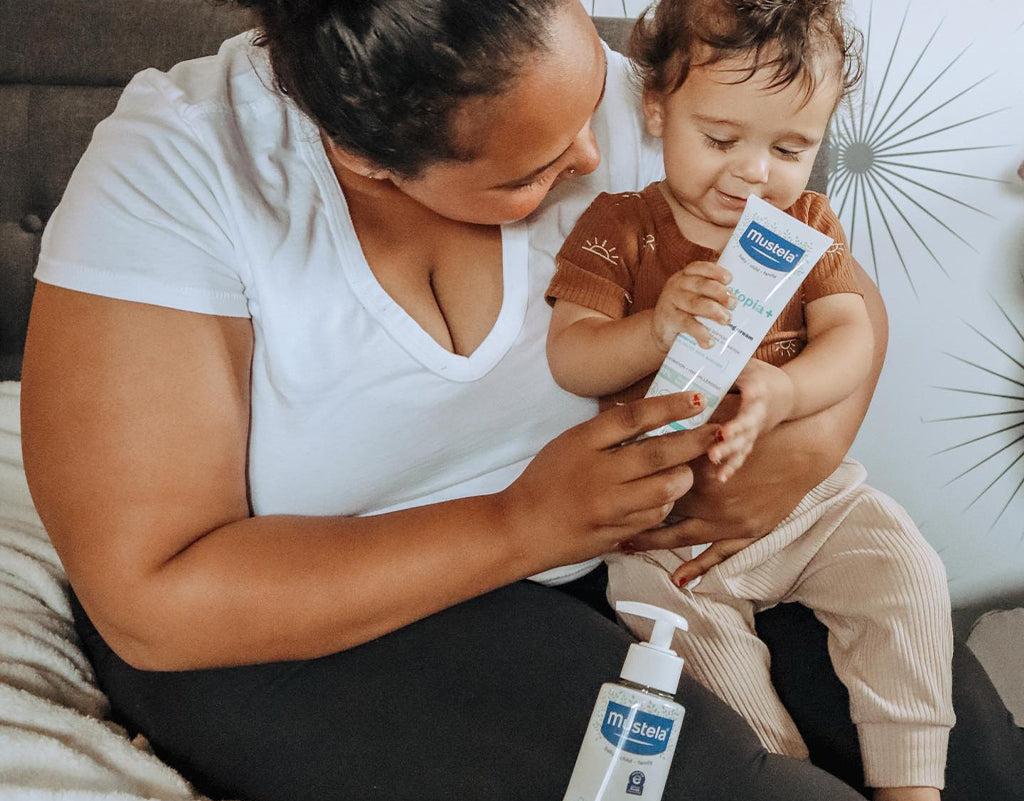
[589,43,664,192]
[34,33,302,320]
[114,32,284,133]
[595,43,643,132]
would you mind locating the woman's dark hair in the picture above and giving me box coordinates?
[630,0,863,102]
[228,0,562,178]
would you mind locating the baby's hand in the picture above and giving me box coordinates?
[650,261,735,351]
[707,359,794,482]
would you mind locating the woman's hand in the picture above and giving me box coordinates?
[630,257,888,582]
[621,396,823,582]
[501,391,718,567]
[650,261,735,351]
[707,359,794,482]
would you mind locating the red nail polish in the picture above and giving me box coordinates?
[619,541,637,554]
[715,429,725,443]
[692,393,704,407]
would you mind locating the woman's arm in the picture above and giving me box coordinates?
[21,285,715,671]
[627,258,887,558]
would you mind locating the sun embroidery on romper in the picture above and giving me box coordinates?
[581,238,621,265]
[773,338,803,358]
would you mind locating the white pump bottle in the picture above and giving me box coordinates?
[562,601,689,801]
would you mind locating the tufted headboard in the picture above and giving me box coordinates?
[0,0,256,381]
[0,5,828,381]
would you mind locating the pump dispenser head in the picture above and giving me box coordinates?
[616,601,688,696]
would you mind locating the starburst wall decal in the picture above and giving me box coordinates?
[927,271,1024,536]
[827,3,1015,297]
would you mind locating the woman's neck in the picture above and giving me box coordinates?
[321,133,505,358]
[322,136,495,238]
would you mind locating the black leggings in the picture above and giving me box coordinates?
[71,570,1024,801]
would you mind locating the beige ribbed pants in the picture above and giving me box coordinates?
[605,459,955,789]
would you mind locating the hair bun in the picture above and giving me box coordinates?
[239,0,349,20]
[226,0,272,9]
[222,0,342,23]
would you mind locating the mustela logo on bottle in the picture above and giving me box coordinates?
[740,221,805,272]
[600,702,675,756]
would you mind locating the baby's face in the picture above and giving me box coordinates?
[643,56,839,249]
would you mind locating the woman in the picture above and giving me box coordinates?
[20,1,1022,799]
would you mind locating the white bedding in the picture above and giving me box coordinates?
[0,381,206,799]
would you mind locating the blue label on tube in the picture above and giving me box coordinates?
[739,221,805,271]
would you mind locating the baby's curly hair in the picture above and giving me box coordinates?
[631,0,863,103]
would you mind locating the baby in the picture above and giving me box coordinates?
[545,1,953,799]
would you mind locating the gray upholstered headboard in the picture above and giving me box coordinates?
[0,6,827,381]
[0,0,255,381]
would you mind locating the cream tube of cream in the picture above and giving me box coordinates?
[645,194,834,436]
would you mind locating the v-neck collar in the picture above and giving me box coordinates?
[298,115,530,382]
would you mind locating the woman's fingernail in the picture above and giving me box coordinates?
[715,429,725,443]
[692,393,704,407]
[619,540,637,554]
[675,573,691,587]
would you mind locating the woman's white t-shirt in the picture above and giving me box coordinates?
[35,32,664,584]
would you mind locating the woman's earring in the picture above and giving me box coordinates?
[567,167,577,175]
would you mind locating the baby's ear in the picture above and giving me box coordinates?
[641,88,667,139]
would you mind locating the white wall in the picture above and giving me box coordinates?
[836,0,1024,613]
[586,0,1024,611]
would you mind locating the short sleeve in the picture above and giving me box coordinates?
[546,192,645,319]
[35,69,250,317]
[796,192,862,304]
